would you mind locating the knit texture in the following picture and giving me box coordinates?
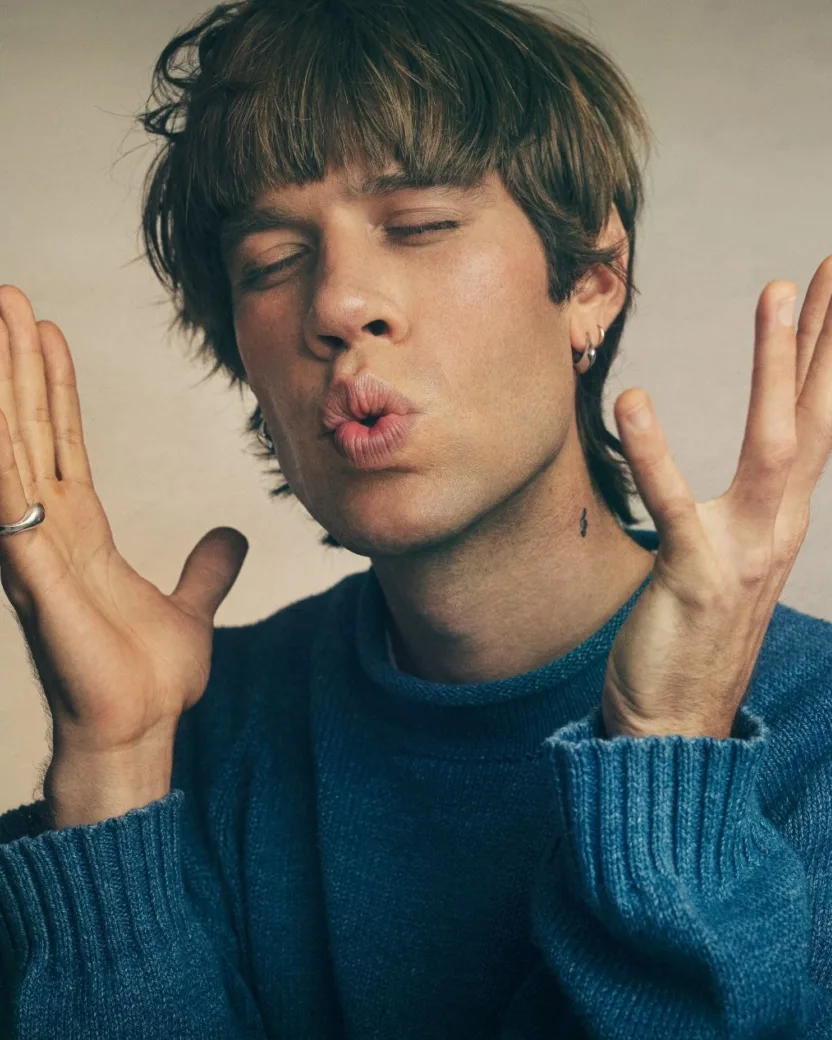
[2,526,832,1038]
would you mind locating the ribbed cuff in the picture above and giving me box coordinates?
[543,705,768,892]
[0,798,51,844]
[0,789,188,969]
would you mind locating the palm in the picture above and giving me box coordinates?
[602,258,831,738]
[5,473,215,752]
[0,286,248,756]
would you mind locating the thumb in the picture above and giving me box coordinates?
[170,526,249,623]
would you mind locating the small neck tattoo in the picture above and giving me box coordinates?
[579,507,588,538]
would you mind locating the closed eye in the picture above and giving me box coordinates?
[237,221,461,290]
[390,221,460,237]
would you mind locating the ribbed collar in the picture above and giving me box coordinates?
[317,528,659,761]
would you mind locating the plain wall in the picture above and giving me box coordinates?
[1,0,831,813]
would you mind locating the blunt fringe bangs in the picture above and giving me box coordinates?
[136,0,654,547]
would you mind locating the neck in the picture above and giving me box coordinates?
[370,434,655,685]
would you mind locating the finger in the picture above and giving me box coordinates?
[0,286,56,484]
[0,301,35,496]
[37,320,94,485]
[613,388,701,561]
[729,281,798,532]
[789,266,832,502]
[795,254,832,399]
[0,406,39,550]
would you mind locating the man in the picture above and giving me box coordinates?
[1,0,831,1036]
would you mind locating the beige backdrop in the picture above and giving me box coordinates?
[1,0,831,814]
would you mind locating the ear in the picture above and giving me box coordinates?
[568,205,629,349]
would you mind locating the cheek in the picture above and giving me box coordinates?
[234,305,284,378]
[234,306,299,407]
[437,244,560,400]
[447,248,504,311]
[448,236,551,336]
[233,317,307,475]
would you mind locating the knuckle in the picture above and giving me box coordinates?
[759,440,797,474]
[634,446,666,479]
[739,569,768,590]
[756,459,787,482]
[57,426,84,447]
[776,521,809,568]
[738,547,772,587]
[26,407,53,425]
[660,496,693,525]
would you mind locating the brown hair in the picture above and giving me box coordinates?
[136,0,653,548]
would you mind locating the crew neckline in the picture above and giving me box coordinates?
[314,528,659,760]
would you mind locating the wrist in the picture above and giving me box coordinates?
[44,740,174,829]
[601,713,734,740]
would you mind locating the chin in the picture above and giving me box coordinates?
[320,521,456,559]
[315,495,475,559]
[347,533,463,559]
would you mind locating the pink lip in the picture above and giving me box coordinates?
[332,413,420,468]
[319,372,418,434]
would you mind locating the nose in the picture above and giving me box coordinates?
[314,317,392,353]
[302,230,408,358]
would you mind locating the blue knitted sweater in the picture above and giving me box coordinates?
[2,526,832,1038]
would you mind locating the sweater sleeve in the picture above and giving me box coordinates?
[0,788,268,1039]
[500,704,832,1039]
[0,622,270,1040]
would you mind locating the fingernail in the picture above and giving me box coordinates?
[778,295,797,328]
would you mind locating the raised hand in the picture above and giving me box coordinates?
[0,286,249,817]
[602,255,832,739]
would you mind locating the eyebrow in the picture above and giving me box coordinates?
[219,171,492,262]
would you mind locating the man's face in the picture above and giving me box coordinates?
[226,163,578,557]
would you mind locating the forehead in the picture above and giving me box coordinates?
[219,165,501,262]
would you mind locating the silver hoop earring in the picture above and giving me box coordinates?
[258,422,274,451]
[572,324,605,375]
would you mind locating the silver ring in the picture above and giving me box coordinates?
[0,502,46,536]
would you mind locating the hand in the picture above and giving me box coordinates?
[602,256,832,739]
[0,285,249,757]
